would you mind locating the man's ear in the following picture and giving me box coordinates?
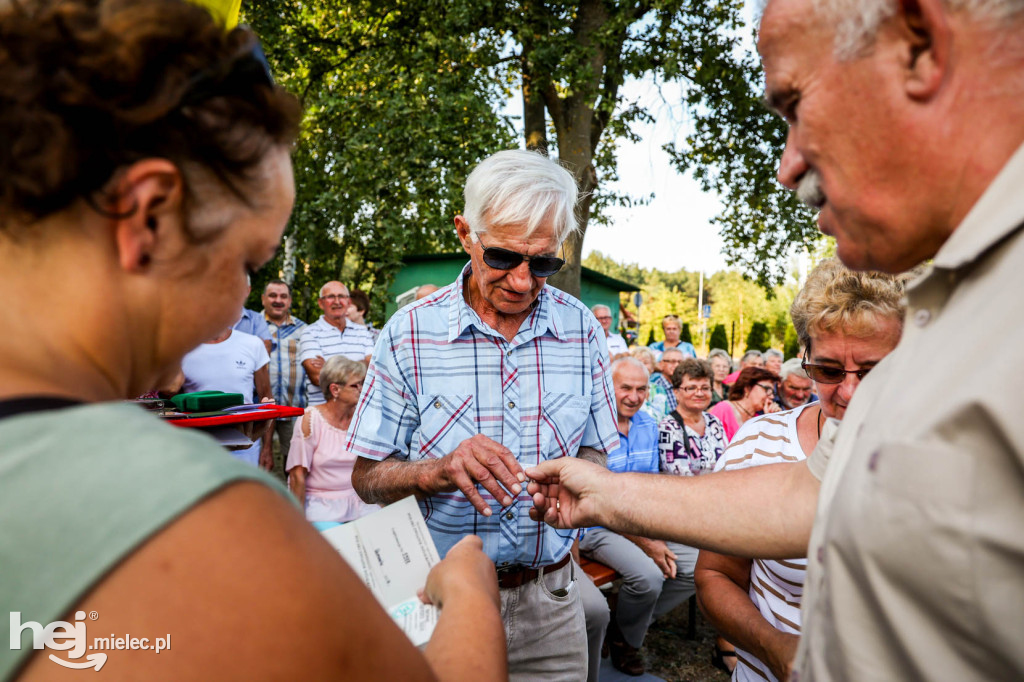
[898,0,950,100]
[454,215,473,254]
[111,159,184,273]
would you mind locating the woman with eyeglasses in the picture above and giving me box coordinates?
[287,355,380,524]
[658,359,727,477]
[695,259,905,681]
[0,2,504,679]
[708,367,781,442]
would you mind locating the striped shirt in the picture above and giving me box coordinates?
[298,317,376,405]
[713,402,816,682]
[263,311,307,408]
[347,265,620,567]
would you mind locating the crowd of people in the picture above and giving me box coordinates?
[3,0,1024,680]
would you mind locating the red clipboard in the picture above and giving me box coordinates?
[167,404,304,428]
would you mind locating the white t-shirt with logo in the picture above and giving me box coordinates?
[181,330,270,465]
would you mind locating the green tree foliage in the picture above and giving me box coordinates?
[244,0,804,311]
[243,0,517,322]
[709,324,729,352]
[680,323,693,344]
[784,326,801,359]
[663,20,823,289]
[745,321,771,353]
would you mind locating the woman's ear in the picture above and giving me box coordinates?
[111,159,184,272]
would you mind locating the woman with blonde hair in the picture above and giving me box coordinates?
[696,259,906,680]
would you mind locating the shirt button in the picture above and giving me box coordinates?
[508,401,515,409]
[434,401,442,409]
[500,561,510,567]
[913,309,932,326]
[505,512,514,520]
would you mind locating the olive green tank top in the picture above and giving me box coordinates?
[0,401,292,680]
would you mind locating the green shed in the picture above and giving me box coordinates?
[385,253,639,331]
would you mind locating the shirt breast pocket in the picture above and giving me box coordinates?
[414,393,477,460]
[539,391,590,459]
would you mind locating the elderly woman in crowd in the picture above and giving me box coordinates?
[0,2,503,679]
[288,356,378,524]
[706,348,732,407]
[695,259,906,680]
[708,367,780,441]
[658,359,727,477]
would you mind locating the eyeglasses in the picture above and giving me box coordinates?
[677,385,710,394]
[802,341,873,384]
[320,294,350,302]
[755,383,775,393]
[801,362,872,384]
[477,236,565,278]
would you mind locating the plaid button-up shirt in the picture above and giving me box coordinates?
[347,265,619,568]
[263,311,307,408]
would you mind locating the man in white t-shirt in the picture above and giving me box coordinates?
[591,304,628,358]
[180,327,272,468]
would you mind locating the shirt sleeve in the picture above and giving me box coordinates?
[297,325,322,364]
[252,334,270,371]
[251,313,274,346]
[346,319,420,461]
[580,322,620,455]
[286,408,318,472]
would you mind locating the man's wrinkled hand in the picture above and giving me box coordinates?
[442,434,525,515]
[638,538,677,579]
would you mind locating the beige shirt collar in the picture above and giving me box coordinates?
[931,141,1024,271]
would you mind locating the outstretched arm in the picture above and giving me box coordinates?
[526,457,819,560]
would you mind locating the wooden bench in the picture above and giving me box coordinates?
[579,556,698,639]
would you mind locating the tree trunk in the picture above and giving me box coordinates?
[541,0,608,300]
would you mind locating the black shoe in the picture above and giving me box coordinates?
[609,638,645,676]
[711,646,737,674]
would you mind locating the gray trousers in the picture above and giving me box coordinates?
[502,558,588,682]
[578,572,610,682]
[580,528,697,649]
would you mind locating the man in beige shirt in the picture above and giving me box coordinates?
[524,0,1024,679]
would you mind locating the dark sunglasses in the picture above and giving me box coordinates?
[801,341,873,384]
[477,237,564,277]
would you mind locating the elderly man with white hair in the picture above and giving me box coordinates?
[348,149,620,680]
[591,303,628,358]
[775,358,814,410]
[526,0,1024,678]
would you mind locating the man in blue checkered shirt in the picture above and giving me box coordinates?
[348,150,619,680]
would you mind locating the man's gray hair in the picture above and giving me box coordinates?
[779,357,809,381]
[741,349,764,364]
[591,304,612,316]
[795,0,1024,58]
[611,356,649,381]
[765,348,784,361]
[463,149,579,245]
[707,348,732,367]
